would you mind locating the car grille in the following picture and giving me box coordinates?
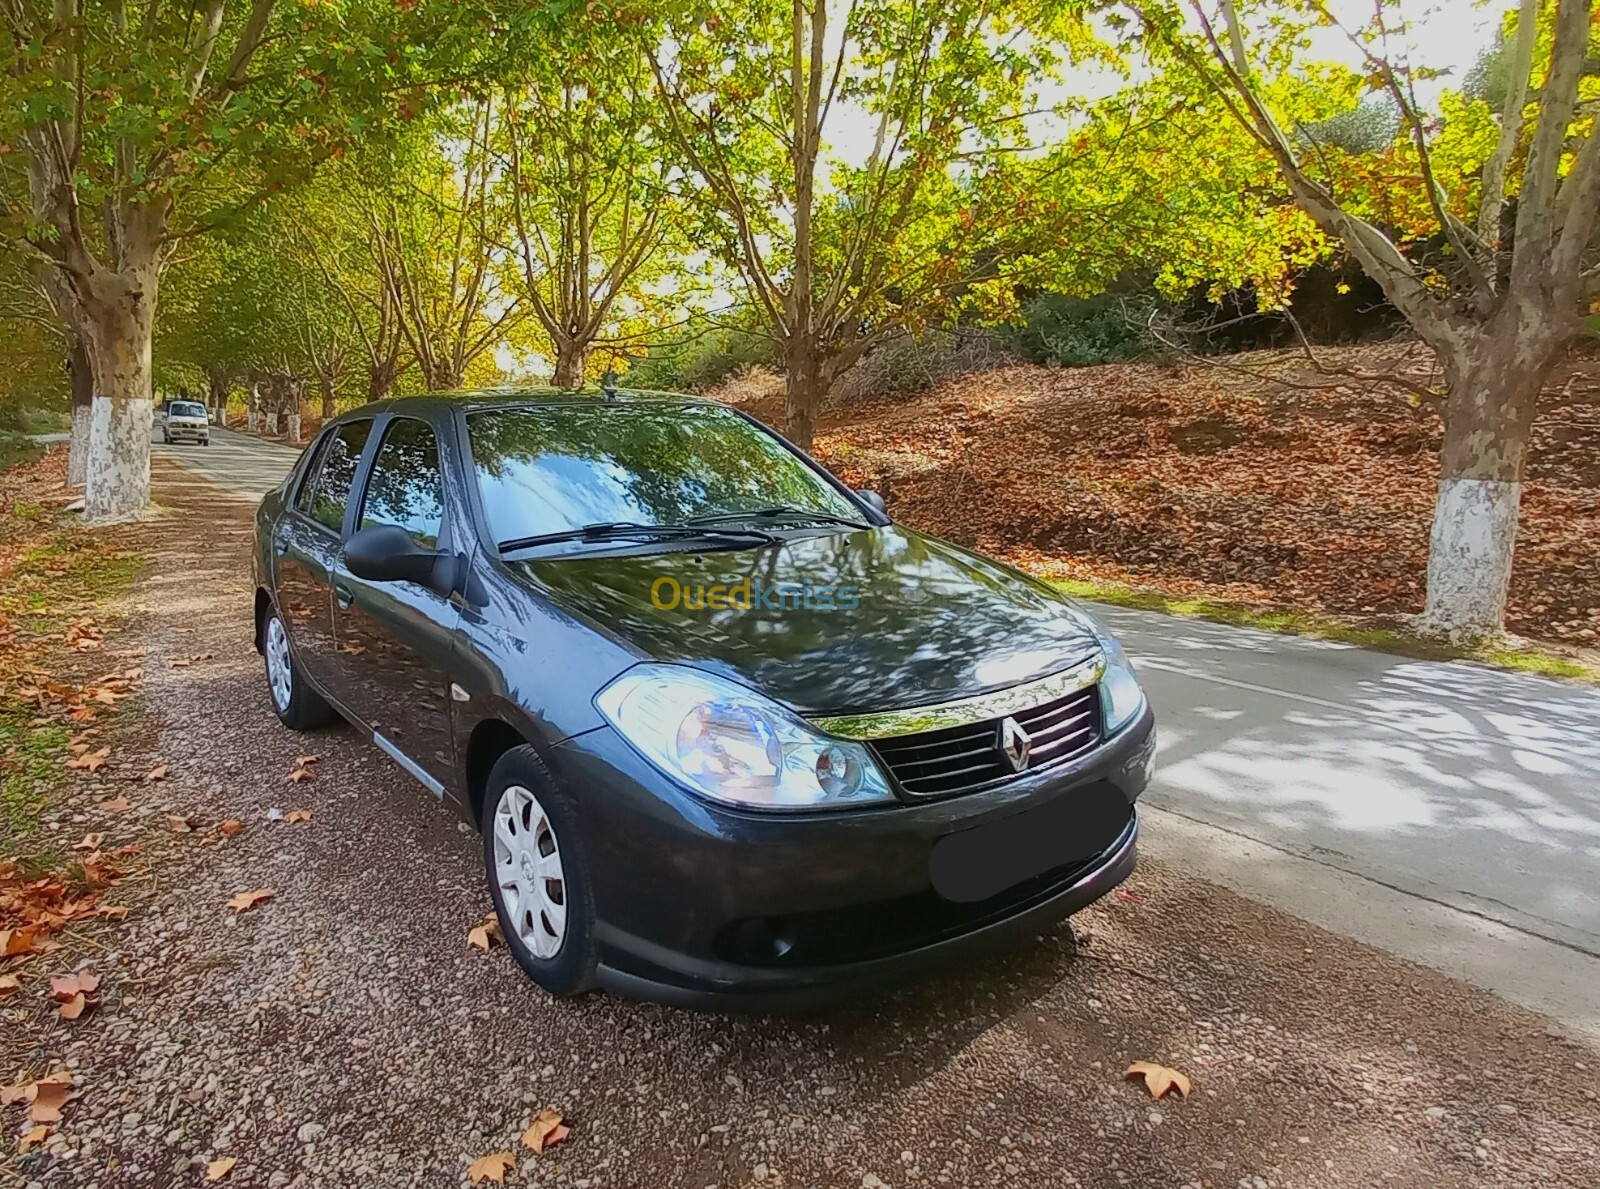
[870,683,1103,799]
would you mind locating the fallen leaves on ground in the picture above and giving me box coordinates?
[521,1108,569,1154]
[50,969,100,1019]
[217,819,244,837]
[468,1152,516,1184]
[467,912,503,951]
[287,765,314,784]
[284,808,312,824]
[144,764,169,781]
[1125,1061,1192,1100]
[225,888,274,914]
[97,796,130,813]
[0,973,20,996]
[167,814,205,833]
[18,1124,50,1151]
[66,746,109,772]
[71,832,104,852]
[65,621,102,651]
[727,348,1600,645]
[206,1156,237,1181]
[1,851,134,956]
[1,1070,79,1124]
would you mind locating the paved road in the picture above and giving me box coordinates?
[152,421,303,498]
[156,425,1600,1031]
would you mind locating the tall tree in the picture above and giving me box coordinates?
[1143,0,1600,638]
[358,102,522,391]
[501,35,689,388]
[0,0,450,519]
[650,0,1087,449]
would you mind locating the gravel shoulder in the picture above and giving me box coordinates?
[5,457,1598,1189]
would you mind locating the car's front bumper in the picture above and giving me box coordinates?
[549,702,1156,1010]
[166,424,208,440]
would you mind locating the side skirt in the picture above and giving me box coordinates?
[373,731,447,799]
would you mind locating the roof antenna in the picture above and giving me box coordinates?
[600,367,618,403]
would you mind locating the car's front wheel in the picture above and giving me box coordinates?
[262,606,334,730]
[482,746,597,997]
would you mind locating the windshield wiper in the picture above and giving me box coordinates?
[684,505,870,531]
[498,520,780,553]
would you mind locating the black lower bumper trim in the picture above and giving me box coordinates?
[594,810,1139,1012]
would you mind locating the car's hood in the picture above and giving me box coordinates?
[512,526,1099,716]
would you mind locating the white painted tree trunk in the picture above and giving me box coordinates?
[1421,478,1522,640]
[215,403,227,428]
[287,413,301,442]
[266,411,279,435]
[84,396,152,521]
[67,402,91,487]
[79,265,159,524]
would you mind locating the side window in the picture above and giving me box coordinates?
[359,418,445,549]
[297,420,372,533]
[291,433,335,511]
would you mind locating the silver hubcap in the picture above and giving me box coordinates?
[265,615,292,711]
[492,785,567,959]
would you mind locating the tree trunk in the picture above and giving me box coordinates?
[783,342,828,452]
[369,359,398,405]
[78,268,158,523]
[422,359,464,391]
[552,339,589,390]
[66,333,92,487]
[1421,347,1550,640]
[320,373,336,420]
[247,381,260,432]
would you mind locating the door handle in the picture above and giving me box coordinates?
[334,582,355,610]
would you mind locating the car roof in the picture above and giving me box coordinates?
[320,387,725,428]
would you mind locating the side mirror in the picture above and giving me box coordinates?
[855,489,888,517]
[344,524,457,594]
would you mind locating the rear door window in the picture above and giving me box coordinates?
[358,418,446,549]
[296,420,373,533]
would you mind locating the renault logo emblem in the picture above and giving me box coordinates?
[998,716,1032,772]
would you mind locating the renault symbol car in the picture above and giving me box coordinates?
[252,390,1155,1007]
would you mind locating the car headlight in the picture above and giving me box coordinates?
[1062,605,1146,734]
[595,664,896,811]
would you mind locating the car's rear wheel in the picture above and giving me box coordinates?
[262,607,334,730]
[482,746,597,996]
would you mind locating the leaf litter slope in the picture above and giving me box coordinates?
[730,345,1600,647]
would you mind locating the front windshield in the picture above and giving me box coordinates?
[170,403,206,418]
[468,403,860,546]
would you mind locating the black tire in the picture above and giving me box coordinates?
[261,605,335,730]
[481,745,598,996]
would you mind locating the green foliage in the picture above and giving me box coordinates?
[622,325,776,392]
[500,26,702,383]
[1299,96,1400,154]
[1003,294,1155,367]
[0,431,46,471]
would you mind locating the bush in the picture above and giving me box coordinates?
[624,326,777,392]
[834,329,1017,402]
[1002,293,1154,367]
